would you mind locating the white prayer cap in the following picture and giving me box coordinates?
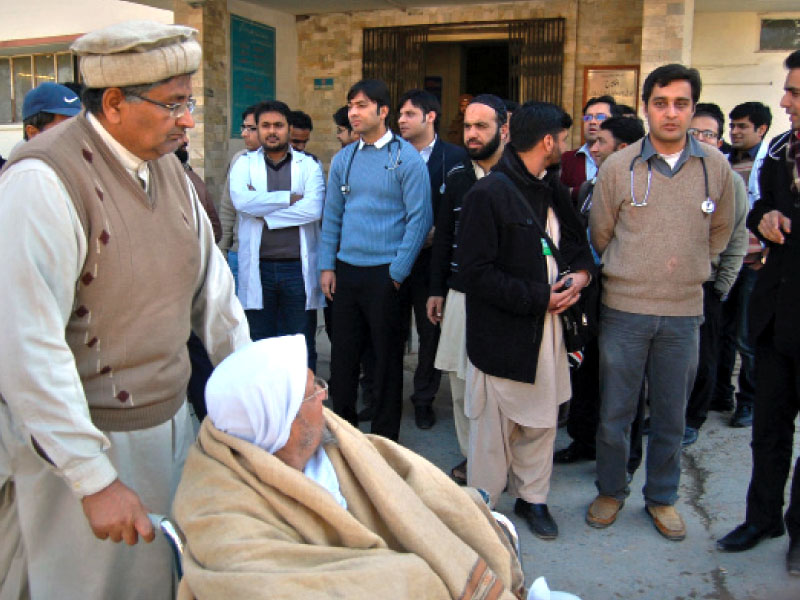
[205,335,308,454]
[71,21,201,88]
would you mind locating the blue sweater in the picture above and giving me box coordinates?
[319,134,432,283]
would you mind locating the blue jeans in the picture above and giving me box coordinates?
[596,306,701,506]
[245,260,307,343]
[227,250,239,295]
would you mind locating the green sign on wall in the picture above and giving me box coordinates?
[230,15,276,137]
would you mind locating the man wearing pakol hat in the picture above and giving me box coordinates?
[174,335,524,600]
[0,21,249,600]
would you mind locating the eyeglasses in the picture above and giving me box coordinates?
[582,114,609,122]
[688,128,719,141]
[241,125,257,133]
[128,94,196,118]
[303,376,328,403]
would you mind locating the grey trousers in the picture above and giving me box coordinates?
[596,306,700,506]
[0,423,27,600]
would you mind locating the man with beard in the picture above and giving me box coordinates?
[560,95,616,199]
[427,94,508,484]
[229,100,326,363]
[396,89,467,429]
[173,335,524,599]
[456,102,595,540]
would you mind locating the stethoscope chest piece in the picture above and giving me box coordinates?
[701,198,715,214]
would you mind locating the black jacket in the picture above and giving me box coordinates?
[456,146,596,384]
[747,130,800,354]
[429,157,478,296]
[428,137,469,223]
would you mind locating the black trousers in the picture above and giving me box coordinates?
[330,261,405,441]
[186,332,213,421]
[324,299,375,404]
[398,247,442,407]
[566,336,600,450]
[745,335,800,539]
[685,281,723,429]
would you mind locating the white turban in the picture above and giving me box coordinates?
[205,335,307,454]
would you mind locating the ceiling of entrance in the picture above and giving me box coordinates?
[140,0,800,15]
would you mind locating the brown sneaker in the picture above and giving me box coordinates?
[646,505,686,541]
[586,495,624,528]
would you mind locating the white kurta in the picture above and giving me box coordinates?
[465,208,571,505]
[0,115,250,600]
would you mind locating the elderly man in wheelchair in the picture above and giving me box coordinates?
[172,334,525,600]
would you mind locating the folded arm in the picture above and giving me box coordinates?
[229,153,290,217]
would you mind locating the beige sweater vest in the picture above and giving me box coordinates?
[8,113,200,431]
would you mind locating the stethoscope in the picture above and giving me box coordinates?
[767,130,792,160]
[629,151,715,214]
[340,133,403,196]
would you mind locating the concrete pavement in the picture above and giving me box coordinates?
[314,329,800,600]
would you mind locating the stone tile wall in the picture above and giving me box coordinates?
[574,0,643,131]
[174,0,230,205]
[296,1,581,165]
[640,0,694,93]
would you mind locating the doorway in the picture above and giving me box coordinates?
[363,19,565,129]
[424,40,509,142]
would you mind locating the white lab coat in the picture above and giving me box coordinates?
[230,148,326,311]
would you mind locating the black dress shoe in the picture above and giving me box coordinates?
[730,404,753,428]
[716,522,785,552]
[788,539,800,576]
[554,442,595,464]
[514,499,558,540]
[414,405,436,429]
[682,426,699,447]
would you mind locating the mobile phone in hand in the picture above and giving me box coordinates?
[562,277,574,290]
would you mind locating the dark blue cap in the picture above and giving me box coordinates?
[22,83,81,120]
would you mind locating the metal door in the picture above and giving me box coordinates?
[509,18,565,105]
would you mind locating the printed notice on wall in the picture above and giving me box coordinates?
[230,15,276,137]
[584,67,639,112]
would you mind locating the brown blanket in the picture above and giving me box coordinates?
[174,409,524,599]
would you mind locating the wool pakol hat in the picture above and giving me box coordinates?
[70,21,201,88]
